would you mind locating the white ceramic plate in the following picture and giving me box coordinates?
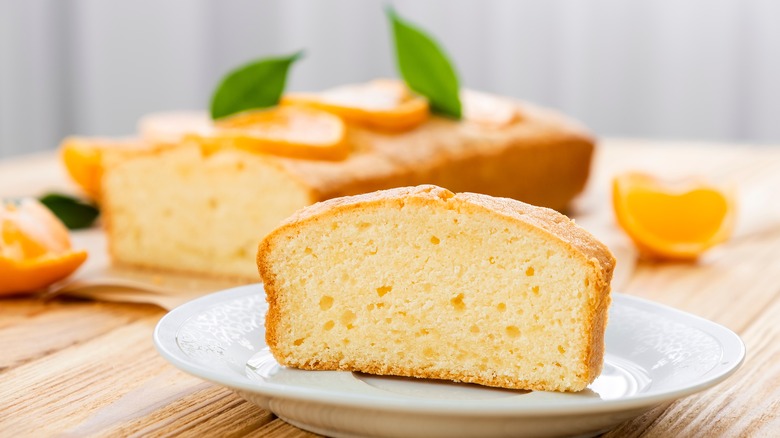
[154,284,744,438]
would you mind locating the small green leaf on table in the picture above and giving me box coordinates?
[39,193,100,230]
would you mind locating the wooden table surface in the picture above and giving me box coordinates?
[1,139,779,437]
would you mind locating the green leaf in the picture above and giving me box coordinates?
[38,193,100,230]
[387,7,461,119]
[210,51,303,120]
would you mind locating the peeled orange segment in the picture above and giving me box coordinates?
[280,79,429,132]
[461,90,519,128]
[214,106,349,161]
[138,111,214,144]
[0,251,87,295]
[1,199,70,258]
[0,199,87,295]
[60,137,140,198]
[612,172,736,260]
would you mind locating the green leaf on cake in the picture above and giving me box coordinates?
[38,193,99,230]
[210,51,303,120]
[387,7,462,119]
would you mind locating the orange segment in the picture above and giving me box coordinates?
[0,251,87,295]
[213,106,348,161]
[60,137,140,198]
[281,79,429,132]
[0,199,87,295]
[461,90,519,128]
[613,172,736,260]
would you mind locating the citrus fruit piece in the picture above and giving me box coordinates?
[0,198,87,295]
[138,111,214,144]
[214,106,348,161]
[612,172,736,260]
[461,90,519,128]
[281,79,429,131]
[60,137,139,198]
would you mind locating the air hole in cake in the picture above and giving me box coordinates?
[532,286,540,296]
[470,325,480,333]
[376,285,392,297]
[497,303,507,312]
[450,293,466,311]
[293,338,306,346]
[367,240,378,255]
[558,345,566,354]
[163,208,172,218]
[343,338,350,345]
[331,222,339,231]
[304,247,313,255]
[358,222,371,229]
[319,296,334,311]
[517,308,525,316]
[341,310,356,326]
[235,162,245,171]
[526,266,535,276]
[584,278,590,287]
[208,198,219,209]
[366,303,375,311]
[430,236,440,245]
[423,347,436,357]
[489,256,496,264]
[506,326,521,338]
[323,320,335,331]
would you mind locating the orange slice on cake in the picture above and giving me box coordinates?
[281,79,429,132]
[461,90,519,128]
[612,172,736,261]
[213,106,348,161]
[0,199,87,295]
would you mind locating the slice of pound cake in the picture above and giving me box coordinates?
[257,185,615,392]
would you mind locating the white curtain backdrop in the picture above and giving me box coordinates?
[1,0,779,158]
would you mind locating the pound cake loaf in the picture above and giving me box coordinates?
[258,185,615,392]
[100,87,594,280]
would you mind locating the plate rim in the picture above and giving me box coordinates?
[153,284,745,417]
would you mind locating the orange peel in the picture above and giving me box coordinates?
[612,172,736,261]
[213,106,349,161]
[461,90,519,128]
[60,137,140,199]
[0,199,87,295]
[281,79,429,132]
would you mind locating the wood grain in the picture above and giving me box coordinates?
[1,140,779,437]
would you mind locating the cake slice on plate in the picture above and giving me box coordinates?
[258,185,615,392]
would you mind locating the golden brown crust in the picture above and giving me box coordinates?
[258,185,615,391]
[270,101,594,210]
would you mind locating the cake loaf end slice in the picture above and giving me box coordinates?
[258,185,615,391]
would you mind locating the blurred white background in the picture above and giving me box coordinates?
[1,0,779,158]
